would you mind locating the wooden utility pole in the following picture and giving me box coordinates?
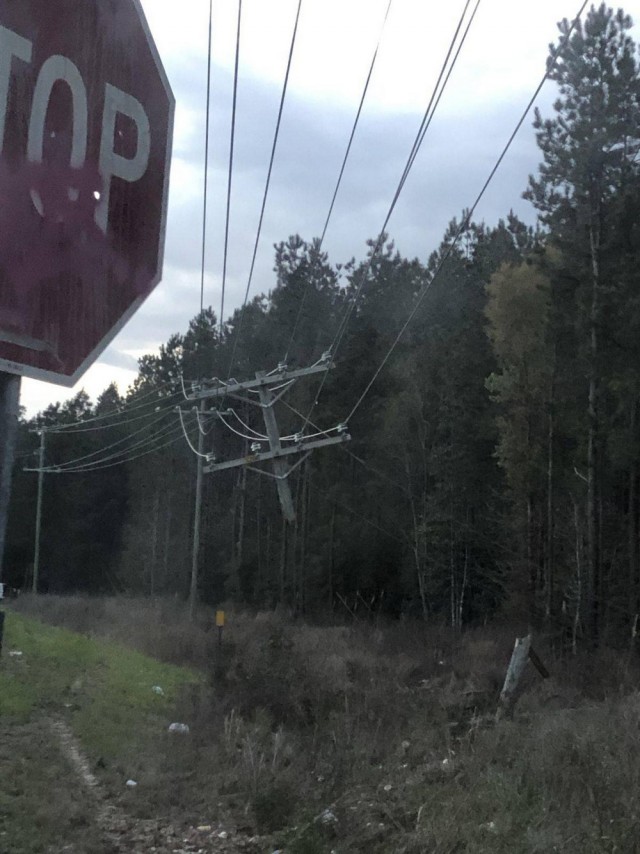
[32,429,46,594]
[0,373,20,580]
[256,372,296,522]
[189,402,206,620]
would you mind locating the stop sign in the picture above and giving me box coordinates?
[0,0,174,386]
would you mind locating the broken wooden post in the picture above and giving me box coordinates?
[496,634,532,721]
[495,634,550,721]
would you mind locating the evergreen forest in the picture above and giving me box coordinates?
[7,4,640,648]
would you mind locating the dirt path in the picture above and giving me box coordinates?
[51,718,266,854]
[0,718,265,854]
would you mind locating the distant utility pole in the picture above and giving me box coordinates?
[189,356,351,523]
[0,373,20,581]
[189,403,205,620]
[32,429,46,594]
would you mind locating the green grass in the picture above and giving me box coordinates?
[1,610,200,716]
[0,610,203,852]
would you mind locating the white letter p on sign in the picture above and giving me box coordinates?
[96,83,151,234]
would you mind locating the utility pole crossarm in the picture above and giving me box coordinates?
[204,432,350,474]
[197,358,349,524]
[190,360,334,401]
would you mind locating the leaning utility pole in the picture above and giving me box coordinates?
[255,370,296,522]
[189,356,350,524]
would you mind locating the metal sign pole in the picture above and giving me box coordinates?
[0,371,20,580]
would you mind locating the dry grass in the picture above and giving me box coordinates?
[12,594,640,852]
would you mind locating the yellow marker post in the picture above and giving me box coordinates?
[215,610,225,646]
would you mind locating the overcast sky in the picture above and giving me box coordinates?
[19,0,638,414]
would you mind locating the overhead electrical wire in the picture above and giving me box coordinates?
[195,407,218,436]
[214,407,338,445]
[39,423,189,475]
[220,0,243,338]
[227,0,304,378]
[344,0,590,425]
[216,410,264,443]
[247,379,296,395]
[283,0,395,363]
[328,0,479,360]
[200,0,215,313]
[227,408,268,439]
[389,0,481,217]
[27,418,188,475]
[280,397,409,495]
[299,0,480,431]
[40,381,179,432]
[28,407,178,473]
[56,422,187,473]
[40,393,183,435]
[178,408,211,458]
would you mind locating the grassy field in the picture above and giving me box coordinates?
[6,596,640,853]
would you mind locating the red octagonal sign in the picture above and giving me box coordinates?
[0,0,174,386]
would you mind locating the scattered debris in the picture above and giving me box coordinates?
[8,650,22,657]
[168,722,190,734]
[152,685,165,696]
[383,784,393,792]
[126,779,138,788]
[318,809,338,825]
[196,826,212,832]
[217,830,229,839]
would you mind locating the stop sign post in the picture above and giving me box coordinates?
[0,0,175,576]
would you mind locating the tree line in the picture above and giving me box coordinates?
[6,4,640,647]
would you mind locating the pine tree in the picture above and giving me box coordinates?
[525,3,640,643]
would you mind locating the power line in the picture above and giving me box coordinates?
[227,0,303,378]
[200,0,214,313]
[217,410,264,443]
[38,381,178,432]
[393,0,481,207]
[28,407,178,473]
[51,419,187,473]
[195,407,218,436]
[227,408,268,440]
[329,0,478,361]
[41,392,183,434]
[220,0,243,338]
[37,424,188,475]
[299,0,479,431]
[345,0,590,425]
[280,397,409,496]
[283,0,394,363]
[178,408,211,457]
